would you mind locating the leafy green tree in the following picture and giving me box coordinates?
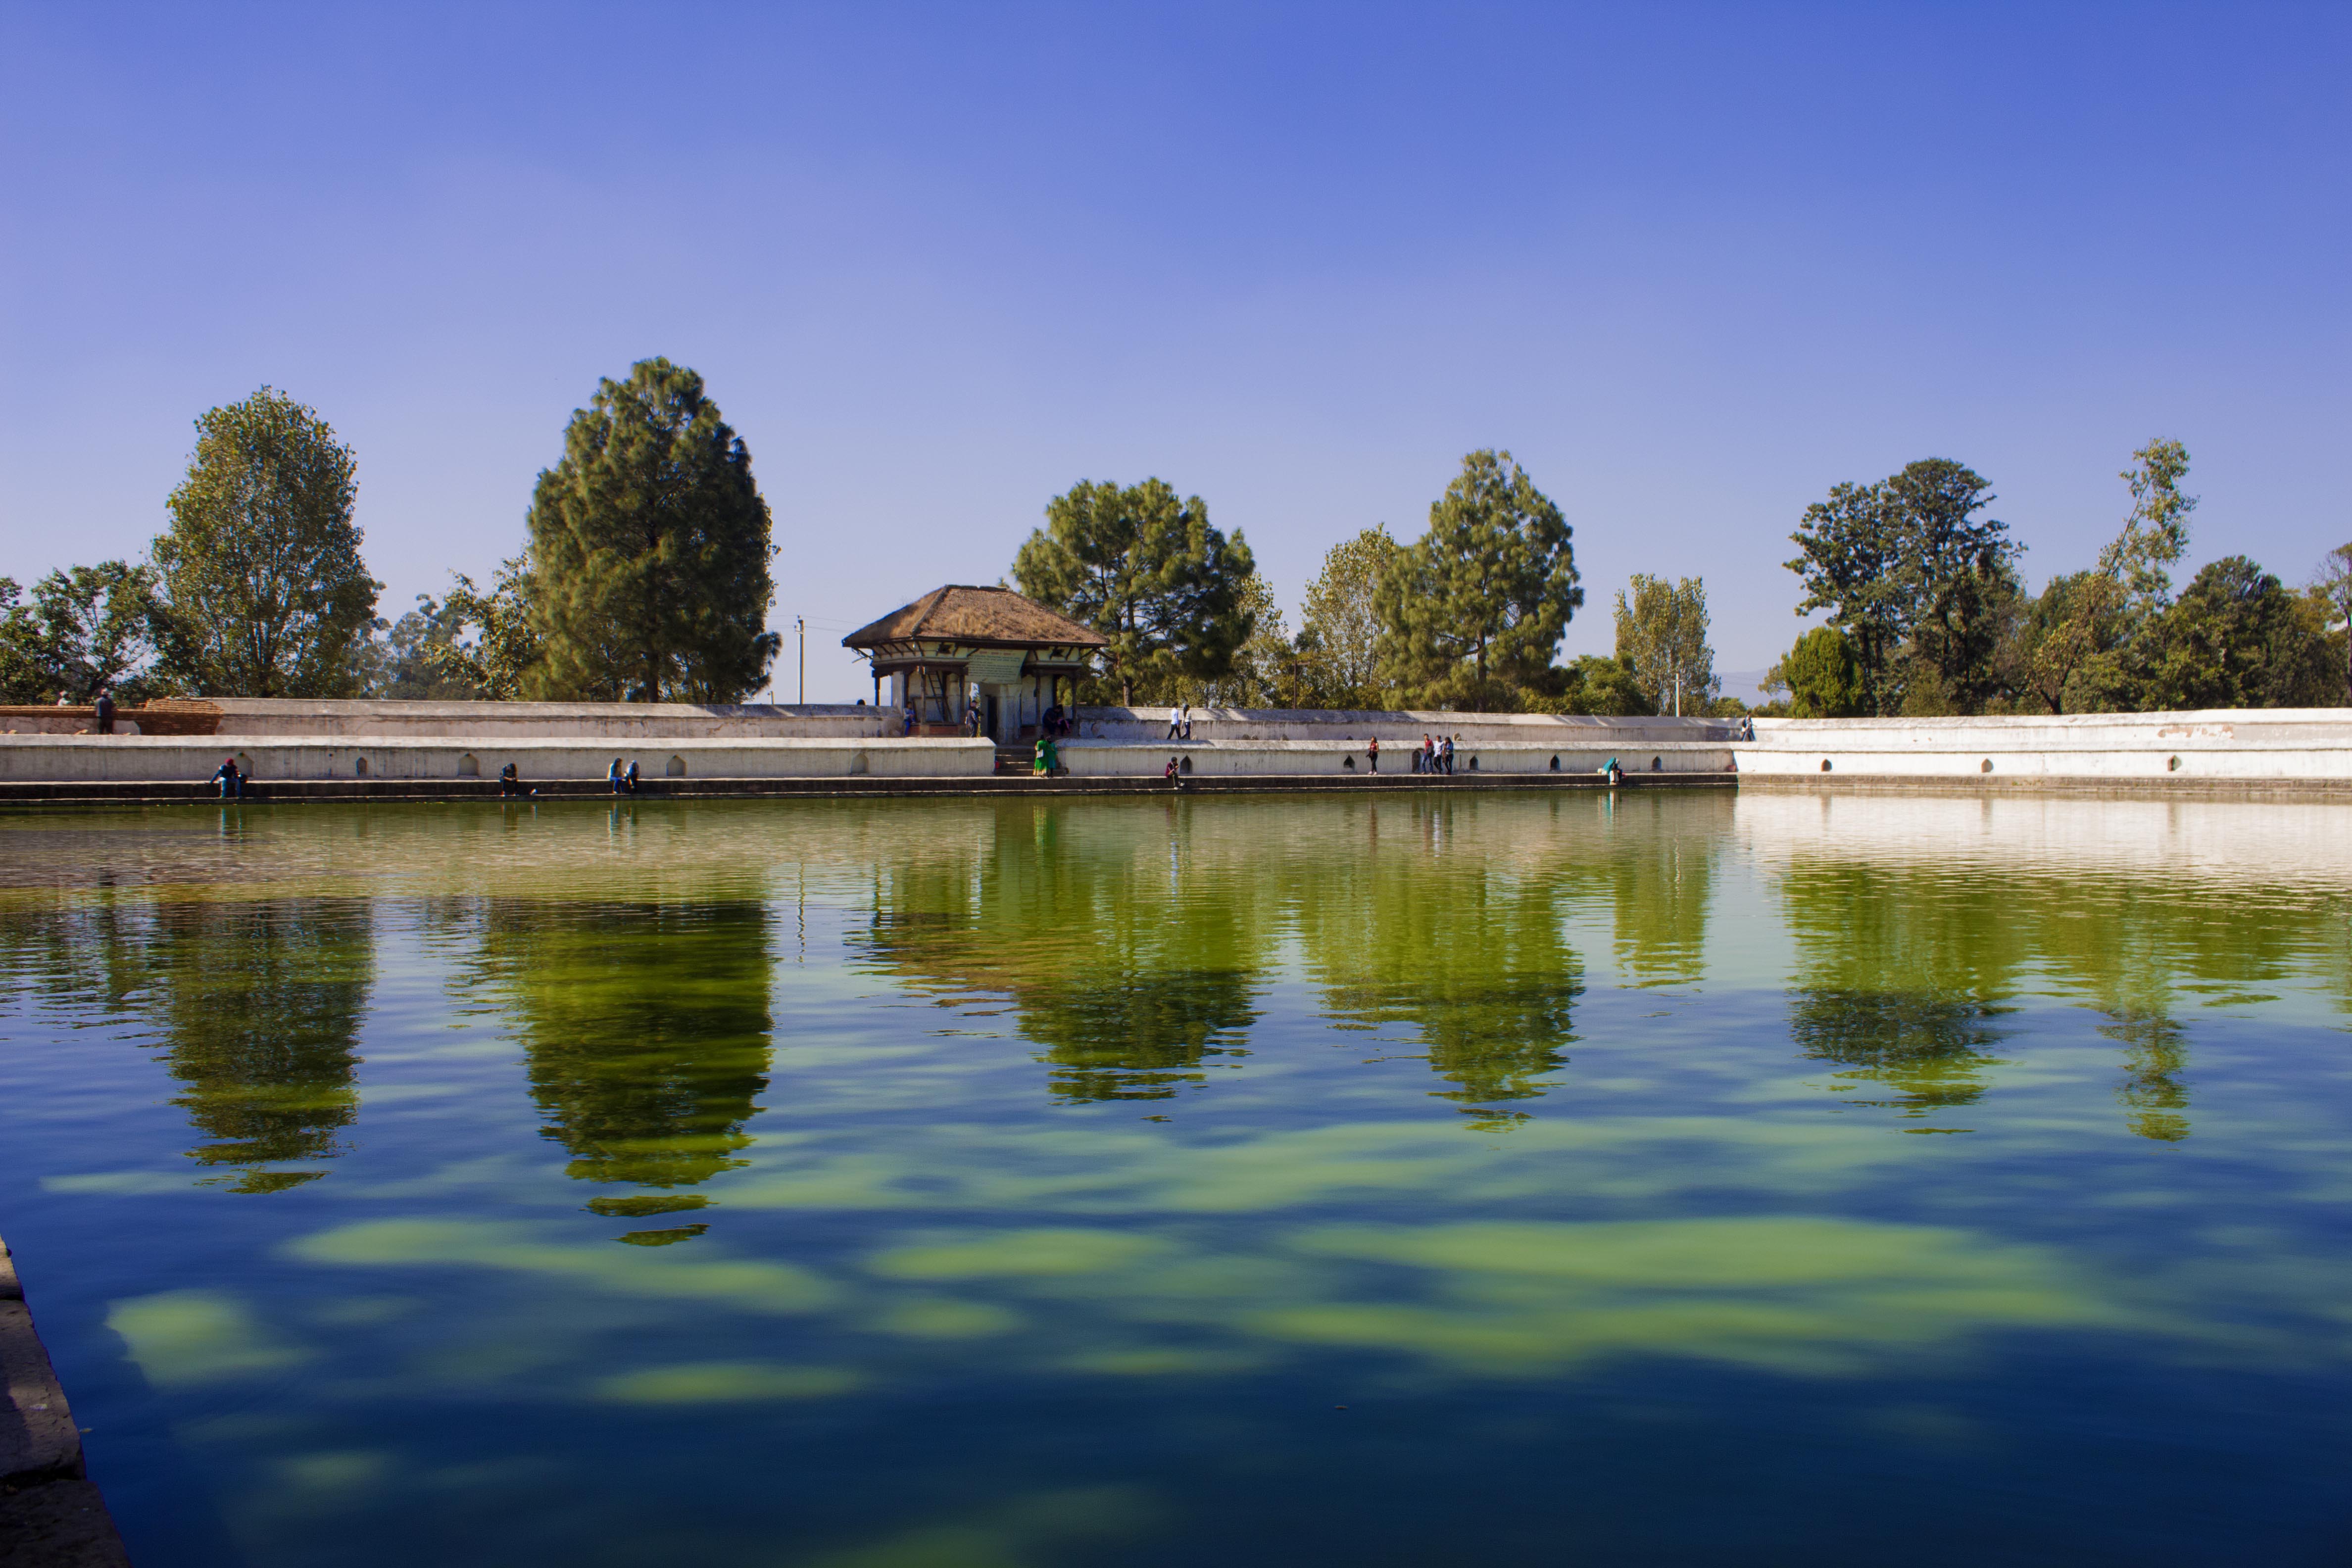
[1298,526,1400,709]
[1890,460,2022,712]
[0,562,160,703]
[1903,560,2026,714]
[1613,574,1717,716]
[356,594,486,700]
[1202,574,1307,708]
[526,359,778,702]
[1786,480,1909,714]
[2140,556,2336,710]
[2111,438,2197,602]
[2308,543,2352,705]
[1765,626,1865,717]
[1375,450,1581,709]
[2011,571,2115,713]
[0,579,27,702]
[1555,653,1655,716]
[1788,459,2016,715]
[1012,478,1255,704]
[2026,439,2197,713]
[423,557,544,700]
[151,387,380,697]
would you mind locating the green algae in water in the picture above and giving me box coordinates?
[5,790,2352,1566]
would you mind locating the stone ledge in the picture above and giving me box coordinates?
[0,1480,131,1568]
[1736,774,2352,798]
[0,1300,77,1489]
[0,773,1736,808]
[0,1236,128,1566]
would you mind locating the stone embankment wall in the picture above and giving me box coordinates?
[1060,738,1736,778]
[1738,710,2352,786]
[1,1235,130,1566]
[195,697,892,739]
[1071,707,1736,745]
[0,736,993,785]
[9,704,2352,790]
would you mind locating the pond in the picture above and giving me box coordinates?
[2,790,2350,1566]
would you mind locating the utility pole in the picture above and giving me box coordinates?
[797,617,805,705]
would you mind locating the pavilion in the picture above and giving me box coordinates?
[842,586,1105,741]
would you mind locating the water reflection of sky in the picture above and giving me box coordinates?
[3,793,2351,1566]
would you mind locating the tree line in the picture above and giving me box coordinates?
[0,360,778,706]
[9,372,2340,719]
[1013,449,1712,716]
[1771,442,2352,716]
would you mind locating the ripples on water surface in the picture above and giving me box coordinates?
[3,791,2351,1566]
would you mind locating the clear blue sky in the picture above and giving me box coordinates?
[3,2,2345,700]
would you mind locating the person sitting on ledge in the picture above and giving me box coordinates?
[1603,756,1621,785]
[212,756,244,799]
[609,758,628,794]
[499,762,532,798]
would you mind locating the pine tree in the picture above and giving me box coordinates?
[1375,450,1581,709]
[1012,478,1255,704]
[526,359,777,702]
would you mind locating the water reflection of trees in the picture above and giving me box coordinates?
[2102,1009,2191,1142]
[1774,853,2345,1140]
[0,895,160,1026]
[482,899,775,1198]
[1296,800,1583,1121]
[854,803,1263,1103]
[1589,792,1724,989]
[154,900,373,1190]
[2041,901,2212,1144]
[855,798,1615,1121]
[1779,864,2018,1122]
[0,887,373,1191]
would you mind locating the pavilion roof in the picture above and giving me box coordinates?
[841,585,1107,650]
